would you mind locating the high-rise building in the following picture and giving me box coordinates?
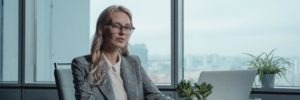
[129,44,148,70]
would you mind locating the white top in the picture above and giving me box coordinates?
[103,54,127,100]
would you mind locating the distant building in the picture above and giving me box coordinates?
[184,55,204,68]
[129,44,148,70]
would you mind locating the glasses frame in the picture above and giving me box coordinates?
[106,22,135,34]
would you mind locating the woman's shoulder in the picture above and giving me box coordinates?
[72,54,92,66]
[123,54,140,62]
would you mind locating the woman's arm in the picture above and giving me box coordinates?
[71,57,95,100]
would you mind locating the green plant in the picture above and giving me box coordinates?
[194,82,213,100]
[177,80,194,99]
[177,80,213,100]
[245,49,293,81]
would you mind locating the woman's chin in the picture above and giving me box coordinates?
[113,43,126,49]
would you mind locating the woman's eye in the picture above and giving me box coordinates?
[112,24,120,28]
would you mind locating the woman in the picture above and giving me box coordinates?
[71,5,173,100]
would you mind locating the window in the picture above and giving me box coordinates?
[184,0,300,87]
[90,0,171,85]
[24,0,172,85]
[0,0,19,83]
[25,0,90,83]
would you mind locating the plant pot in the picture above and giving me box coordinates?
[261,74,275,88]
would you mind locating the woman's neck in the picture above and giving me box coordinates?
[103,50,120,65]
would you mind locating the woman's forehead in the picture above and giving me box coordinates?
[109,11,131,25]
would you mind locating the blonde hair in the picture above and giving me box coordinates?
[89,5,133,84]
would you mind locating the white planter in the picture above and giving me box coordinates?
[261,74,275,88]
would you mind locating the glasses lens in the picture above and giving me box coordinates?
[107,23,135,34]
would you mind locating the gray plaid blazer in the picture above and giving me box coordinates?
[71,54,173,100]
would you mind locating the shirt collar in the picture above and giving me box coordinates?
[103,53,121,73]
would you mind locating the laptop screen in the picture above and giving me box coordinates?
[198,70,256,100]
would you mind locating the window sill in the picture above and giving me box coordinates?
[252,87,300,95]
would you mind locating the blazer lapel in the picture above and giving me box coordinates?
[96,59,115,100]
[121,56,137,99]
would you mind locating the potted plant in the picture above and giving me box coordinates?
[177,80,195,100]
[245,49,293,88]
[194,82,213,100]
[177,80,213,100]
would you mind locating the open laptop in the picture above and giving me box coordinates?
[198,69,256,100]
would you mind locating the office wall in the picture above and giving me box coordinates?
[22,89,58,100]
[0,89,20,100]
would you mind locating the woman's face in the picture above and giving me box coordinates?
[104,11,132,49]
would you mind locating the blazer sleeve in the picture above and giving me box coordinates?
[71,58,95,100]
[134,56,174,100]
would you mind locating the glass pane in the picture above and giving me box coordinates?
[184,0,300,87]
[90,0,171,84]
[25,0,90,83]
[0,0,19,83]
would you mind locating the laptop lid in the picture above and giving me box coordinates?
[198,69,256,100]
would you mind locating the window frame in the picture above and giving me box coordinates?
[19,0,25,86]
[169,0,184,89]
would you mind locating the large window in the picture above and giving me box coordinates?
[25,0,90,83]
[8,0,300,89]
[24,0,171,85]
[0,0,19,83]
[184,0,300,87]
[90,0,171,85]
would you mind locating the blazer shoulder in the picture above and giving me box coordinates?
[125,54,139,60]
[72,54,91,66]
[124,54,141,63]
[123,54,143,70]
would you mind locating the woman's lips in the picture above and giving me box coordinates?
[116,38,125,42]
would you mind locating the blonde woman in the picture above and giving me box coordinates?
[71,5,173,100]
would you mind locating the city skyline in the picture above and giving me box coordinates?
[130,44,300,86]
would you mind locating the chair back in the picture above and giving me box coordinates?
[54,63,76,100]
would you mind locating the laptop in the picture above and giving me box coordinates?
[198,70,256,100]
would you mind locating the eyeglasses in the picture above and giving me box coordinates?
[106,22,135,34]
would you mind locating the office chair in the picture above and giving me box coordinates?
[54,63,76,100]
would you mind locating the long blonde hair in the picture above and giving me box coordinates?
[89,5,133,84]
